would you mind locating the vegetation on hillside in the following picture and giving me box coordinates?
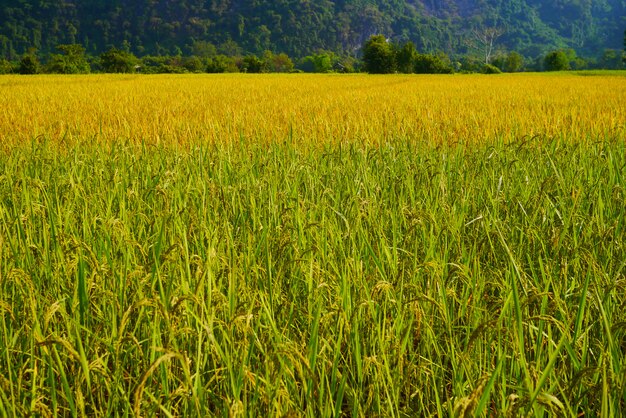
[0,0,624,67]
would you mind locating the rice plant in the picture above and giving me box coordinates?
[0,73,624,416]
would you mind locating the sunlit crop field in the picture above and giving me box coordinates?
[0,73,625,417]
[1,73,624,147]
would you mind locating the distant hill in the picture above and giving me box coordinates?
[0,0,624,59]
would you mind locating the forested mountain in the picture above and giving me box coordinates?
[0,0,624,60]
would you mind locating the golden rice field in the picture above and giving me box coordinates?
[0,73,625,417]
[1,73,624,147]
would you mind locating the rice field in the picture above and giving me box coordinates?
[0,73,625,417]
[1,73,624,147]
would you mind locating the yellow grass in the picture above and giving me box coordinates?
[0,73,624,147]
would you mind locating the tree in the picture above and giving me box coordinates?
[140,55,178,73]
[100,47,138,73]
[242,55,265,73]
[18,53,40,74]
[544,50,570,71]
[263,51,294,73]
[362,35,395,74]
[300,52,334,73]
[219,40,243,57]
[206,55,239,73]
[335,56,358,73]
[458,56,484,73]
[468,27,505,64]
[481,63,501,74]
[183,56,205,73]
[504,51,524,72]
[570,56,588,70]
[190,41,217,58]
[414,53,453,74]
[0,59,14,74]
[395,41,417,74]
[493,51,524,72]
[46,44,90,74]
[598,49,622,70]
[0,0,623,63]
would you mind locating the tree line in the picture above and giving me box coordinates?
[1,34,624,76]
[1,0,624,65]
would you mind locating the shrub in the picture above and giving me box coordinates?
[0,58,15,74]
[206,55,239,73]
[493,51,525,72]
[100,47,138,73]
[18,54,40,74]
[46,44,90,74]
[263,51,294,73]
[299,52,334,73]
[481,63,502,74]
[183,56,205,73]
[544,50,570,71]
[414,53,453,74]
[242,55,265,73]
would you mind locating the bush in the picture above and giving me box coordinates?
[505,51,524,72]
[183,56,205,73]
[492,51,524,72]
[263,51,294,73]
[544,50,570,71]
[100,47,138,73]
[46,44,90,74]
[18,54,40,74]
[242,55,265,73]
[139,55,193,73]
[139,55,167,73]
[0,58,15,74]
[598,49,623,70]
[414,53,453,74]
[206,55,239,73]
[458,56,484,73]
[481,63,502,74]
[299,52,334,73]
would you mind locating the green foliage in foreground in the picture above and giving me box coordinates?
[0,138,624,416]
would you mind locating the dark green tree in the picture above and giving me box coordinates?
[623,29,626,65]
[362,35,396,74]
[335,56,358,73]
[0,58,14,74]
[395,41,417,74]
[504,51,524,72]
[242,55,265,73]
[493,51,524,72]
[18,53,40,74]
[0,0,624,61]
[299,52,334,73]
[544,50,570,71]
[206,55,239,73]
[100,47,138,73]
[481,63,502,74]
[263,51,294,73]
[598,49,622,69]
[414,53,453,74]
[47,44,90,74]
[191,41,217,58]
[458,56,484,73]
[183,56,204,73]
[140,55,172,73]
